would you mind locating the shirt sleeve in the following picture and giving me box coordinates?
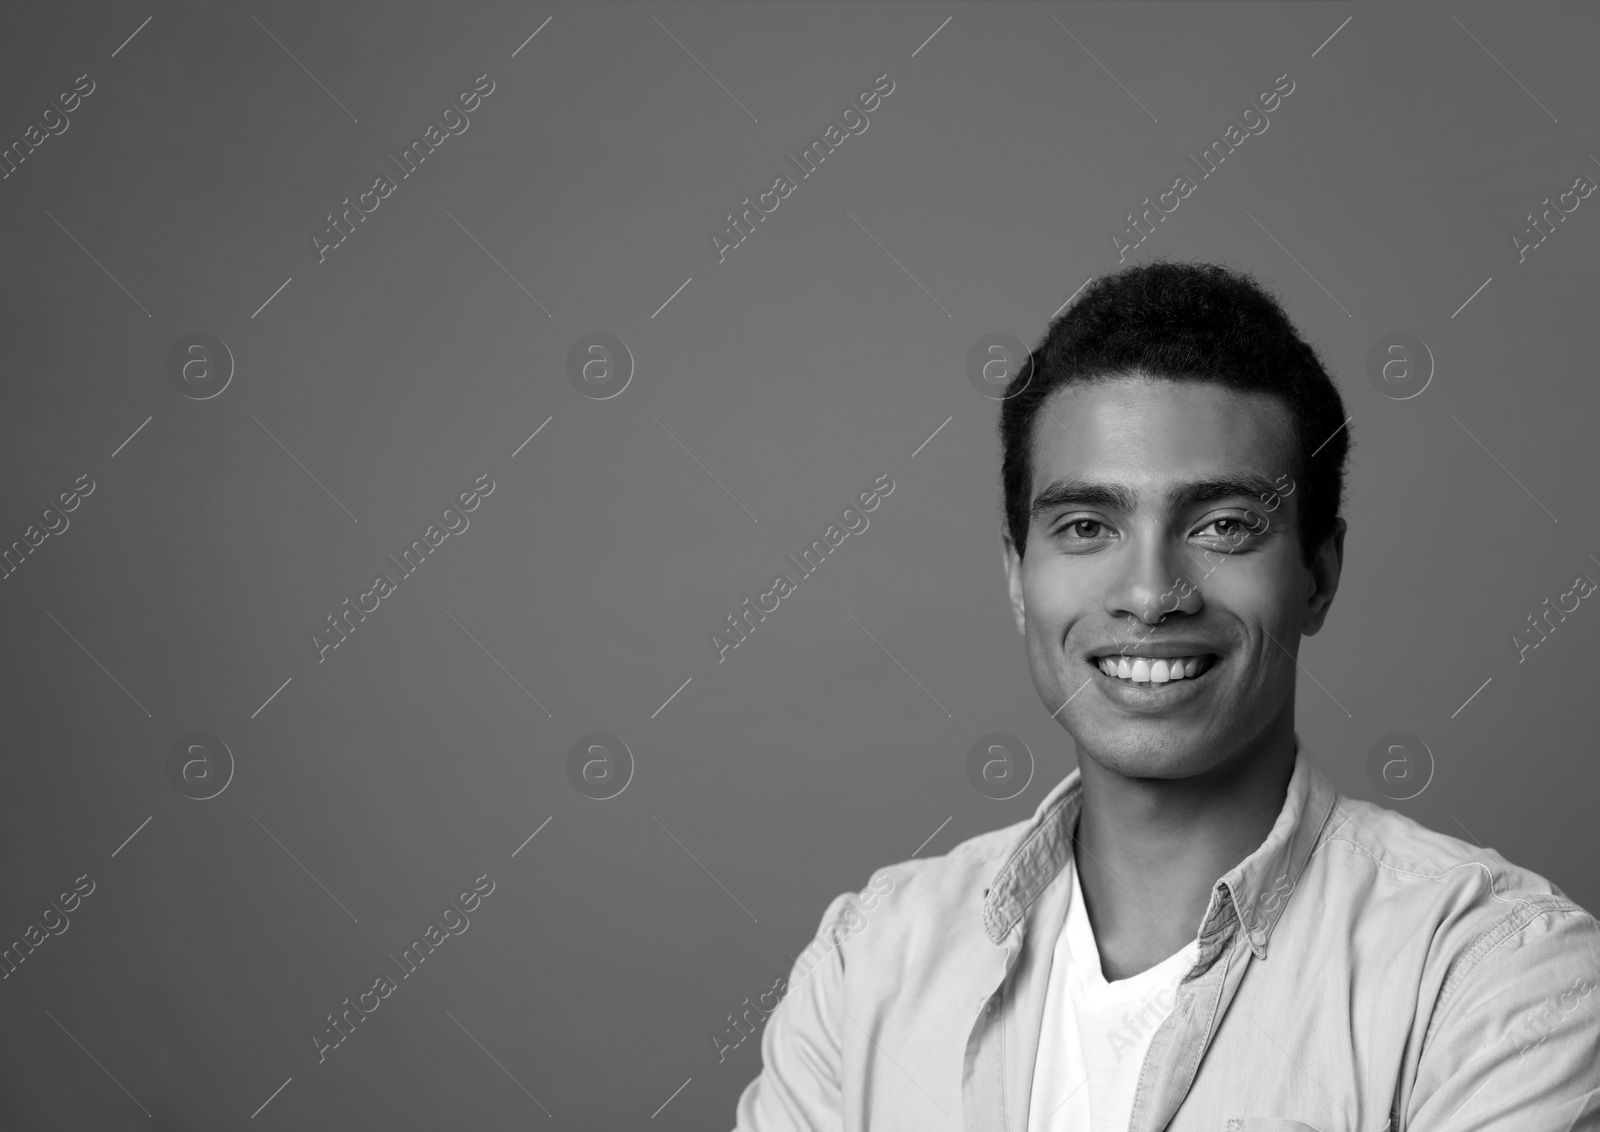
[1404,898,1600,1131]
[731,890,858,1132]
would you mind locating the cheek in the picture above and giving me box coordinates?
[1201,552,1303,628]
[1023,560,1091,638]
[1208,578,1303,691]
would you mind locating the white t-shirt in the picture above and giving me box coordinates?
[1027,859,1199,1131]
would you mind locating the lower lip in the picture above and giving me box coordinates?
[1087,658,1215,707]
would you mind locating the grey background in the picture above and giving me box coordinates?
[2,0,1597,1126]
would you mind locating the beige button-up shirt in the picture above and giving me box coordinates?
[733,746,1600,1130]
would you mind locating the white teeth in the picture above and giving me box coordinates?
[1098,655,1208,683]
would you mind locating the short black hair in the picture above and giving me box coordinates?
[999,260,1350,567]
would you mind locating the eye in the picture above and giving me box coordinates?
[1062,518,1108,539]
[1192,513,1264,547]
[1200,518,1244,538]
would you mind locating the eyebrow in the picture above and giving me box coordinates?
[1028,474,1285,521]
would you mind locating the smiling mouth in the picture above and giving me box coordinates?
[1094,654,1215,684]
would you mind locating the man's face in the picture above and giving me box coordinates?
[1002,375,1343,780]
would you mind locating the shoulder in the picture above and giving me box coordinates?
[1314,793,1578,905]
[1310,792,1600,983]
[1292,799,1600,1118]
[805,809,1042,957]
[877,808,1043,910]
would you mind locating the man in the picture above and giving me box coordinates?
[732,262,1600,1130]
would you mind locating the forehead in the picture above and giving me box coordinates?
[1028,376,1295,496]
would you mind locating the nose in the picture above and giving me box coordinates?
[1106,530,1204,625]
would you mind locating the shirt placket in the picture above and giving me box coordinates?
[962,934,1022,1130]
[1126,889,1250,1132]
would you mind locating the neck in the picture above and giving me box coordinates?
[1069,710,1298,978]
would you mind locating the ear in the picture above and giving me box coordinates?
[1002,525,1027,636]
[1301,517,1346,636]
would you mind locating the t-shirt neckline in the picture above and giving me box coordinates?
[1064,857,1200,1011]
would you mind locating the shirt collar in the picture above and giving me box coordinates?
[981,742,1338,958]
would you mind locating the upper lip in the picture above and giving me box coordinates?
[1087,643,1220,660]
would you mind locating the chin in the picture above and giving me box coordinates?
[1070,725,1221,780]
